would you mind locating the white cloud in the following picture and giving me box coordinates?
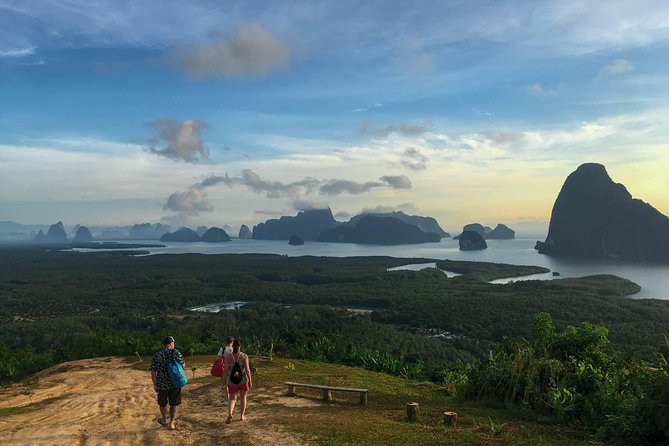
[598,58,635,78]
[164,190,213,214]
[527,83,555,97]
[292,199,329,211]
[0,47,35,58]
[361,202,419,214]
[4,1,669,59]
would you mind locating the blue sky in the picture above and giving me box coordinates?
[1,0,668,236]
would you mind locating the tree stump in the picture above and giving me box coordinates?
[443,411,458,426]
[406,402,419,422]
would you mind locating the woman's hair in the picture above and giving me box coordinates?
[232,338,241,354]
[225,336,234,345]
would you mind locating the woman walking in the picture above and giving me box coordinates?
[225,338,252,423]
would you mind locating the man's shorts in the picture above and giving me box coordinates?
[227,381,251,394]
[157,388,182,407]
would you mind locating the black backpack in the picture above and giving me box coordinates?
[229,358,245,384]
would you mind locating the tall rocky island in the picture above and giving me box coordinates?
[253,209,338,241]
[536,163,669,262]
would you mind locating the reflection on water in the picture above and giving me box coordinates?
[190,301,247,312]
[73,238,669,300]
[387,262,462,278]
[490,272,557,284]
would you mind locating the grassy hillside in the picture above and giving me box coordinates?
[222,356,596,446]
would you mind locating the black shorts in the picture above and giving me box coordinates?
[157,388,182,407]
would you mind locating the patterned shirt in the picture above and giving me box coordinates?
[150,348,185,390]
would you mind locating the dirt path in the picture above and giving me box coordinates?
[0,357,311,446]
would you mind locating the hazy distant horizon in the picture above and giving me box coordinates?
[0,216,551,241]
[1,1,667,230]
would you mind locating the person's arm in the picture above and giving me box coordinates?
[244,354,252,387]
[151,370,159,393]
[150,354,159,392]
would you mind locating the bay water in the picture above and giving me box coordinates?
[79,238,669,300]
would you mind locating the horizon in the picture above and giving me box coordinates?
[0,210,550,240]
[1,1,668,234]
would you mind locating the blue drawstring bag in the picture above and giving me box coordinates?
[168,360,188,388]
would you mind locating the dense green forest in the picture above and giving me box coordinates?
[1,248,664,377]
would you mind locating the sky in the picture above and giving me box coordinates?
[1,0,668,237]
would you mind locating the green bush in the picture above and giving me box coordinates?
[464,313,669,445]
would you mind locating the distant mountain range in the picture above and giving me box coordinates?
[253,209,338,241]
[252,209,447,245]
[160,227,231,243]
[344,211,449,238]
[2,209,452,246]
[0,221,173,241]
[453,223,515,240]
[317,216,441,245]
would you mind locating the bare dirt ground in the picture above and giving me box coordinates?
[0,357,313,446]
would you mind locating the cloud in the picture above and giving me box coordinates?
[350,102,385,113]
[0,47,35,58]
[319,175,411,195]
[196,170,409,197]
[164,190,213,214]
[361,202,419,214]
[361,120,433,137]
[254,209,284,216]
[400,147,428,171]
[379,175,412,189]
[598,58,635,78]
[144,119,209,162]
[334,211,352,220]
[169,24,290,79]
[292,199,330,211]
[527,83,554,97]
[160,213,190,228]
[318,179,379,195]
[195,169,319,198]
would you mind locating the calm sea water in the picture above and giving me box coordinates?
[80,238,668,300]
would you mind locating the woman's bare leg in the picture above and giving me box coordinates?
[227,392,237,423]
[239,390,247,421]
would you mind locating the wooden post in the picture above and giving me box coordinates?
[443,411,458,426]
[323,389,332,402]
[406,402,419,422]
[359,391,367,405]
[287,384,295,396]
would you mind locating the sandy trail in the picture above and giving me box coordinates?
[0,357,310,446]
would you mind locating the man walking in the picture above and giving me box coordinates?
[150,336,185,429]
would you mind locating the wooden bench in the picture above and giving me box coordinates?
[285,381,368,405]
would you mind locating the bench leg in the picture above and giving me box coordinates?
[359,392,367,405]
[322,389,332,402]
[287,384,295,396]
